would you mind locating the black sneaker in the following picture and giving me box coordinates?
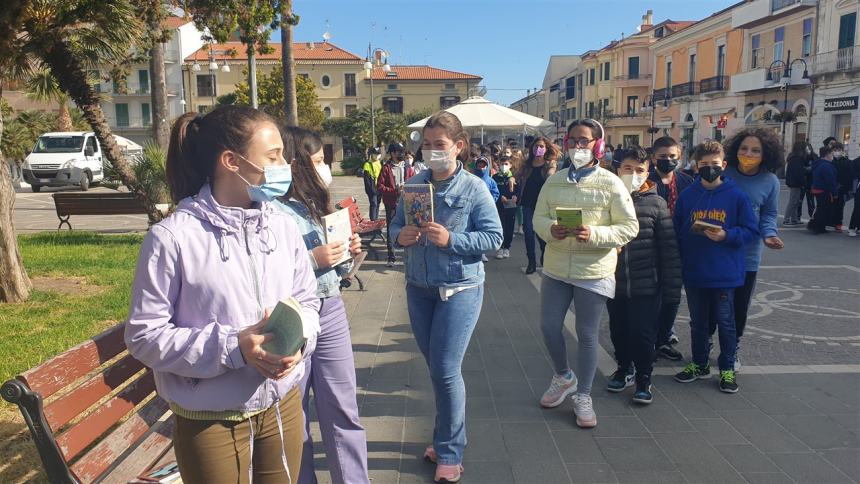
[525,260,536,275]
[719,370,739,393]
[674,363,711,383]
[632,375,653,404]
[657,344,683,361]
[606,368,634,393]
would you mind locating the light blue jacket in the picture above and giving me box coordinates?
[724,166,779,272]
[273,198,352,299]
[390,164,502,288]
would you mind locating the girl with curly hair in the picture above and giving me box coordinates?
[722,128,785,371]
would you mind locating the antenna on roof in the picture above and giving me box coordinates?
[323,19,331,43]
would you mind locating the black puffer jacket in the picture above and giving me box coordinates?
[615,182,682,303]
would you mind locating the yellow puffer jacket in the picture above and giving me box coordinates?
[533,166,639,280]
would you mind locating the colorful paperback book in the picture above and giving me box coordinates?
[555,207,583,230]
[322,207,353,266]
[402,184,435,226]
[262,298,306,357]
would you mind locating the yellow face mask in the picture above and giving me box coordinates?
[738,154,761,172]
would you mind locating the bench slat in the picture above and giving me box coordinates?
[20,324,127,399]
[44,354,145,431]
[52,193,148,217]
[71,401,172,483]
[56,371,155,461]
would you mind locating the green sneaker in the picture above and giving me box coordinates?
[674,362,711,383]
[719,370,739,393]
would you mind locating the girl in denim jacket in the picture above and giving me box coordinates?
[390,112,502,483]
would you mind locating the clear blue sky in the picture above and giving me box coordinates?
[275,0,740,106]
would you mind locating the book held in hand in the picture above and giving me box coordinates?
[322,207,353,266]
[691,220,723,235]
[262,298,307,358]
[402,184,435,226]
[555,207,583,231]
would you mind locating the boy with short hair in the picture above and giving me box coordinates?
[673,141,758,393]
[649,136,694,361]
[606,147,681,404]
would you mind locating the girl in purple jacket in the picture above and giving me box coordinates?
[125,106,321,483]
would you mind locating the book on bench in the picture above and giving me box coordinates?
[129,461,181,483]
[262,298,307,357]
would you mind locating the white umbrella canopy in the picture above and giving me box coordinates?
[408,96,554,135]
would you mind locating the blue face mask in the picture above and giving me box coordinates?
[236,155,292,203]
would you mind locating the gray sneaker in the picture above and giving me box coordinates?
[540,372,577,408]
[572,393,597,428]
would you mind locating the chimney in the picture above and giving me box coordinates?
[374,50,383,65]
[646,10,653,26]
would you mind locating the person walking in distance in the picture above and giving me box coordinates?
[533,119,638,427]
[362,146,383,220]
[493,155,518,259]
[808,143,840,234]
[784,141,812,226]
[275,127,369,484]
[378,142,414,267]
[516,136,560,274]
[390,111,502,483]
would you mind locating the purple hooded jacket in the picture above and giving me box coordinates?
[125,183,321,414]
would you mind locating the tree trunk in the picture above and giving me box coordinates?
[280,0,298,126]
[0,79,32,303]
[44,41,163,224]
[150,41,170,150]
[248,43,259,109]
[57,97,72,131]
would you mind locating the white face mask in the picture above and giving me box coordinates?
[569,148,594,169]
[620,173,647,193]
[422,145,458,172]
[501,163,511,173]
[315,163,333,187]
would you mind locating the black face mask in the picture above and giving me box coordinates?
[656,158,678,174]
[699,165,723,183]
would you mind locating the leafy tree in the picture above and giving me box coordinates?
[25,68,73,131]
[233,64,324,131]
[324,106,429,156]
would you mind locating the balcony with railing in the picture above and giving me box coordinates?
[810,47,860,77]
[700,76,730,94]
[652,87,671,102]
[671,82,697,98]
[732,0,816,28]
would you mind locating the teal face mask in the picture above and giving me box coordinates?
[236,155,292,202]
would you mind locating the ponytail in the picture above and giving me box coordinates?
[165,106,277,204]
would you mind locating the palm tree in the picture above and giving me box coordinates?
[25,68,73,131]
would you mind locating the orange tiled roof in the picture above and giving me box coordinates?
[164,16,191,29]
[368,65,481,81]
[185,41,364,63]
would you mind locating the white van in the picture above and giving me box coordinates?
[23,132,105,192]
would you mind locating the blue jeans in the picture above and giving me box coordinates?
[686,287,737,371]
[406,284,483,465]
[522,206,546,263]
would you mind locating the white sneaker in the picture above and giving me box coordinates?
[572,394,597,428]
[734,353,741,373]
[481,254,489,262]
[849,229,857,237]
[495,249,506,259]
[539,372,577,408]
[503,249,511,258]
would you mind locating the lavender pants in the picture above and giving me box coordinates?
[298,295,369,484]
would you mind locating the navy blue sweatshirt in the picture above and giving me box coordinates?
[811,158,838,194]
[673,177,759,289]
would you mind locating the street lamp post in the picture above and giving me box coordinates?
[365,45,391,150]
[643,94,657,145]
[767,51,809,147]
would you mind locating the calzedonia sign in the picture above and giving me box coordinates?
[824,96,859,111]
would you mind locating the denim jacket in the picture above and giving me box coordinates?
[390,164,502,288]
[273,199,351,299]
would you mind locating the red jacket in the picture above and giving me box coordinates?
[377,162,414,209]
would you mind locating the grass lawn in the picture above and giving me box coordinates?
[0,231,143,482]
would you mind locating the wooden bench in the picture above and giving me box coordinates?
[1,324,174,483]
[336,196,387,262]
[53,192,149,231]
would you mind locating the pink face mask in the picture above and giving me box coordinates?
[534,146,547,157]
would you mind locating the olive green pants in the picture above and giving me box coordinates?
[174,387,304,483]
